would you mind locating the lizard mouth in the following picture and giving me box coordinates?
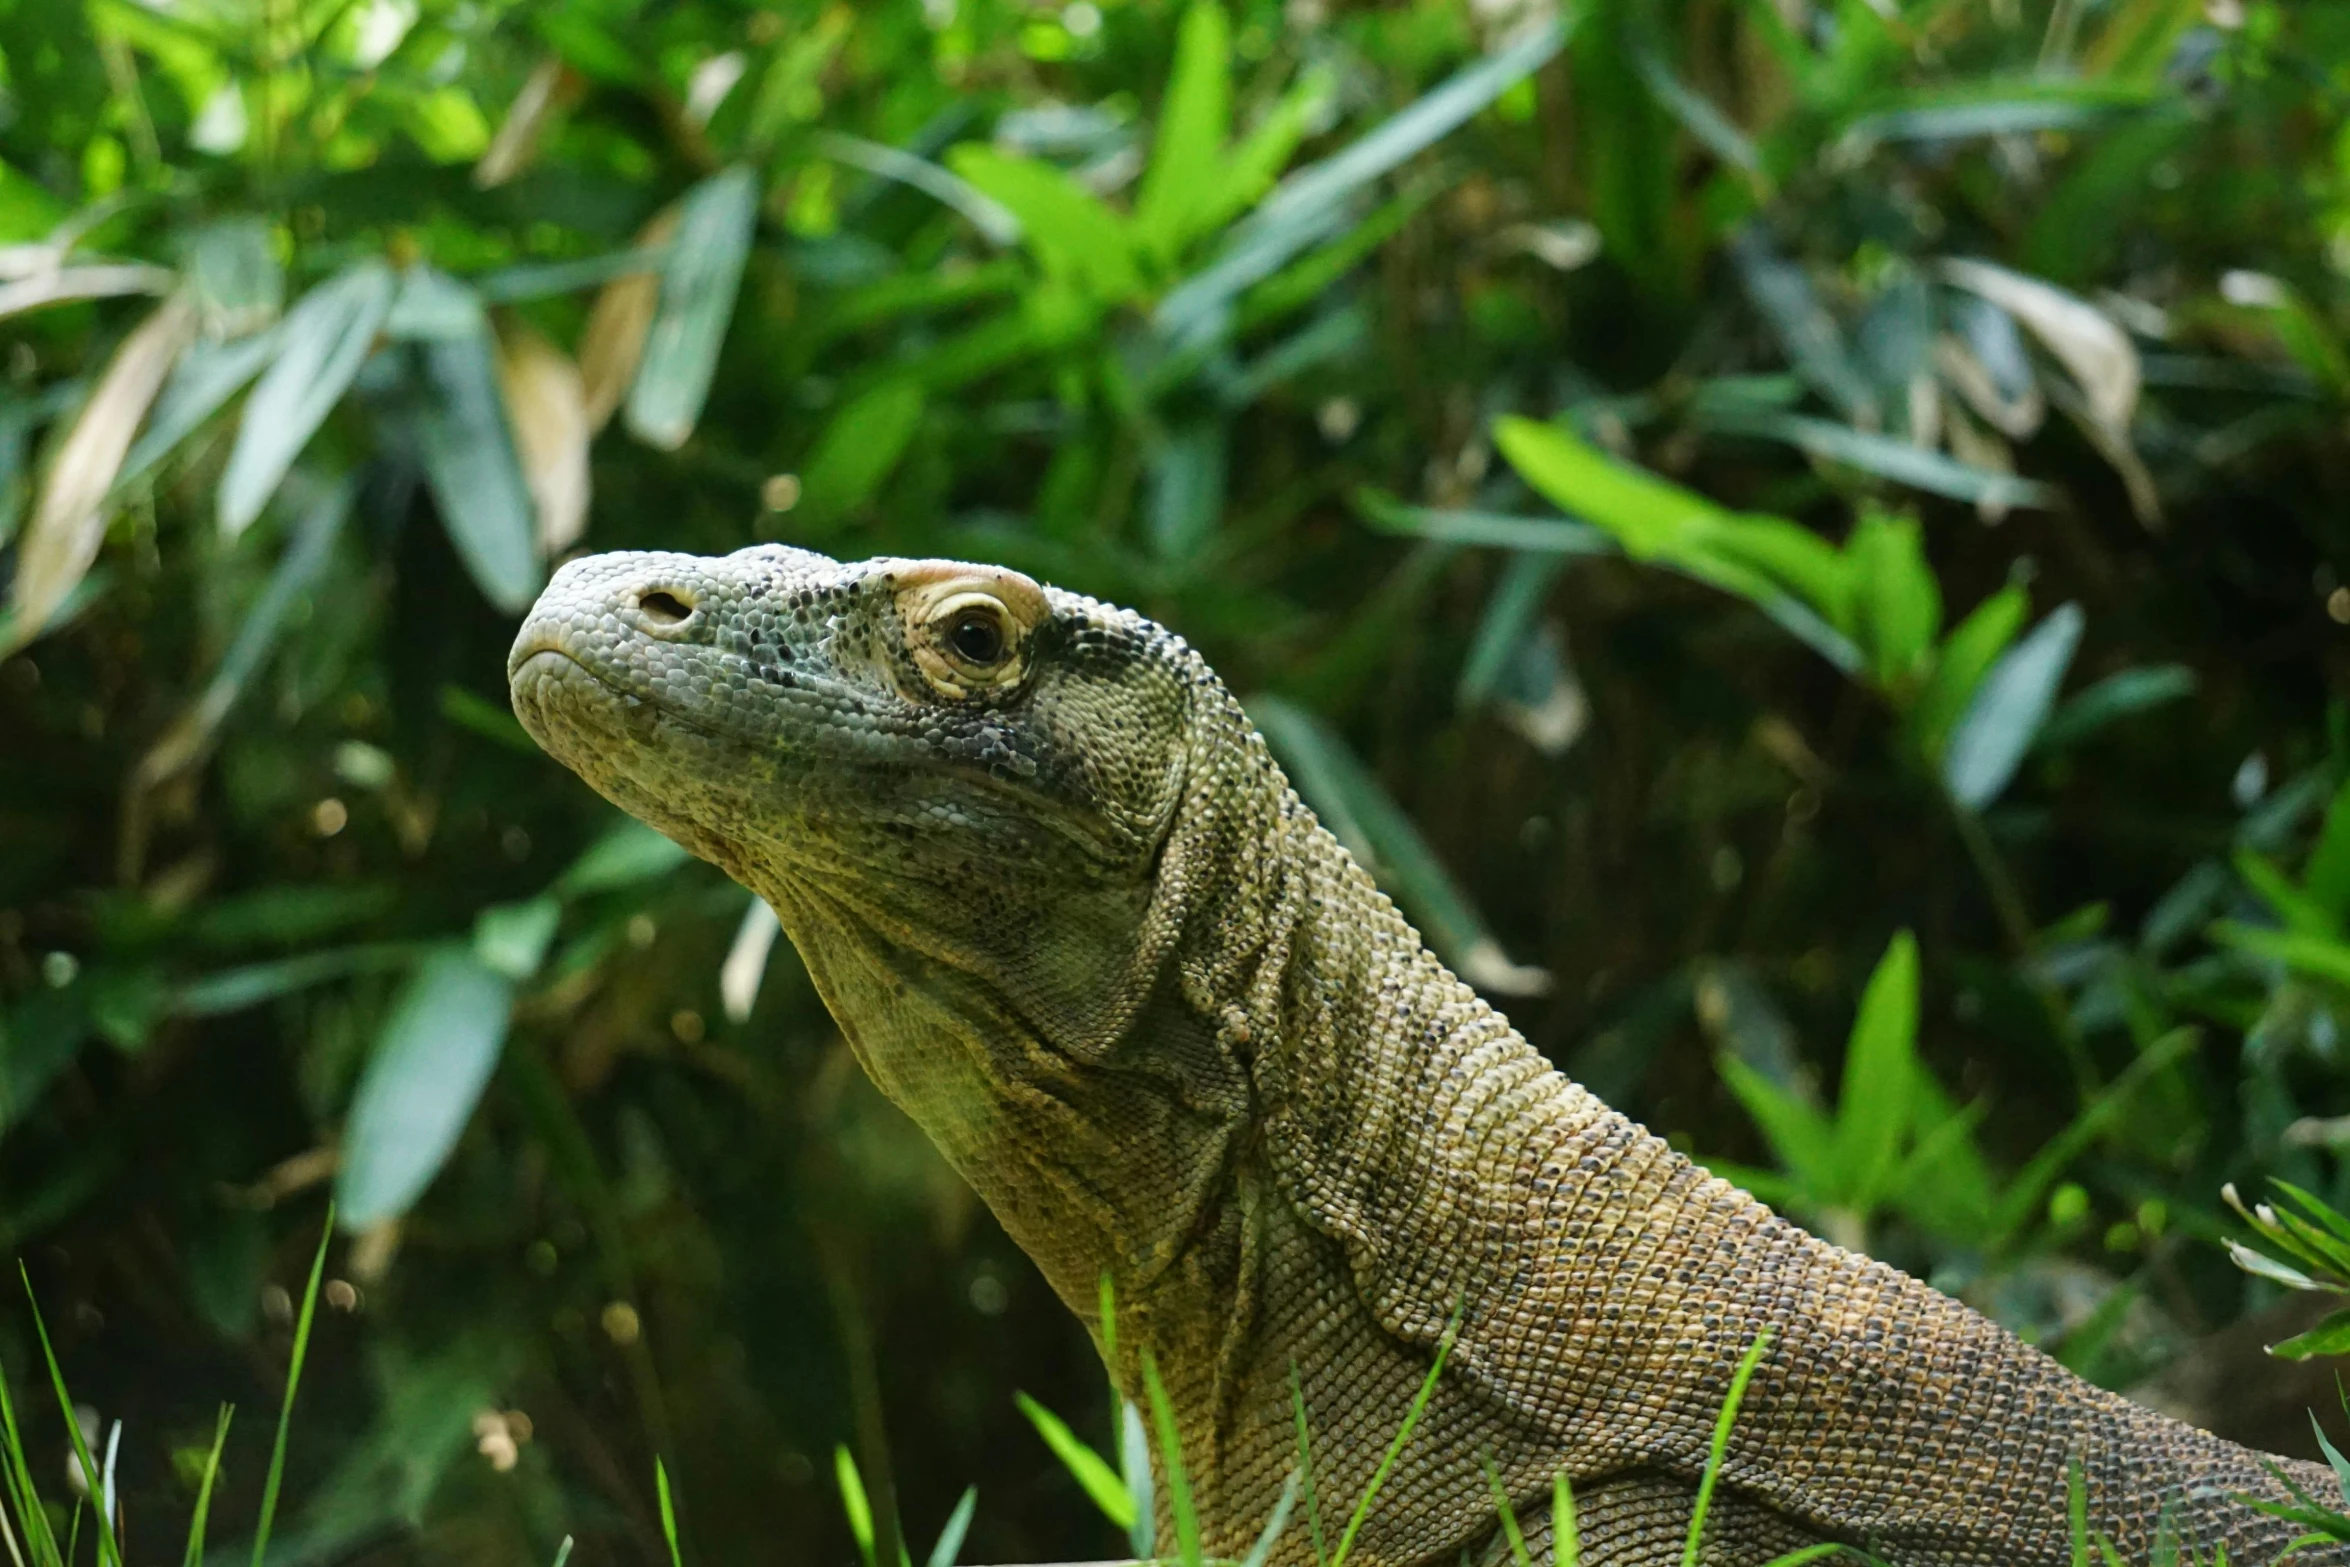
[508,641,733,745]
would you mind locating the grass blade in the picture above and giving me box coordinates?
[1289,1363,1327,1567]
[251,1206,334,1567]
[181,1405,233,1567]
[924,1486,977,1567]
[657,1457,684,1567]
[1554,1472,1579,1567]
[1482,1455,1531,1567]
[1237,1472,1301,1567]
[550,1538,575,1567]
[21,1267,120,1566]
[1682,1331,1775,1567]
[1014,1393,1135,1530]
[0,1322,59,1565]
[835,1446,877,1567]
[1328,1300,1462,1567]
[1139,1352,1201,1567]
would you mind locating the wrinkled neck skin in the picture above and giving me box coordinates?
[756,685,1604,1562]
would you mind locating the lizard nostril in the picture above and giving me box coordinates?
[637,589,693,627]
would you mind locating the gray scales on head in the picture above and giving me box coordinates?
[508,545,2339,1567]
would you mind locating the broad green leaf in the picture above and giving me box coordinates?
[557,818,691,896]
[1202,67,1333,236]
[131,474,355,789]
[1629,34,1760,179]
[1730,229,1877,425]
[2212,921,2350,991]
[170,943,426,1017]
[1943,602,2083,810]
[1014,1393,1135,1529]
[1219,302,1370,405]
[0,155,67,243]
[1146,421,1227,562]
[1910,586,2027,752]
[119,328,280,486]
[948,146,1142,304]
[628,165,759,449]
[2234,849,2339,939]
[1494,415,1844,614]
[187,883,396,949]
[1698,515,1855,630]
[1494,415,1734,561]
[2304,775,2350,924]
[1458,553,1564,711]
[817,133,1020,247]
[474,898,561,981]
[1838,79,2153,150]
[1249,15,1569,242]
[1702,406,2054,509]
[1357,489,1614,556]
[1159,15,1565,340]
[1718,1055,1838,1193]
[1135,1,1232,259]
[218,262,396,538]
[404,267,543,612]
[2032,664,2195,752]
[1228,184,1430,337]
[335,948,515,1228]
[476,244,675,304]
[0,987,92,1136]
[1849,511,1941,686]
[799,378,927,523]
[1495,417,1864,670]
[2083,0,2204,84]
[1833,931,1919,1201]
[183,216,282,337]
[0,396,29,549]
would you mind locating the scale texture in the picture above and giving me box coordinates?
[509,545,2338,1567]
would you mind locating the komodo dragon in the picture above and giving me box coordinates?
[508,544,2337,1567]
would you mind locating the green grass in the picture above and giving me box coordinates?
[0,1249,2322,1567]
[0,1214,332,1567]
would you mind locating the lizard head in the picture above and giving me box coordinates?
[507,546,1239,1196]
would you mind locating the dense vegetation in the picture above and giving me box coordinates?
[3,0,2349,1560]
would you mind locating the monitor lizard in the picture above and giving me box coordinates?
[508,544,2337,1567]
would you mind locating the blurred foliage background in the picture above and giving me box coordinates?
[3,0,2350,1560]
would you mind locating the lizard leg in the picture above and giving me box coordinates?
[1475,1470,1832,1567]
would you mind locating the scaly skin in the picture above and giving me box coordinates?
[509,545,2337,1567]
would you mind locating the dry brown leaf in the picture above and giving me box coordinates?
[0,261,175,324]
[495,320,592,555]
[1939,257,2139,433]
[578,207,678,433]
[1940,396,2016,526]
[1933,331,2046,440]
[474,58,577,190]
[6,294,196,654]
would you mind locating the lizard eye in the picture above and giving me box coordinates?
[946,604,1007,667]
[895,569,1047,699]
